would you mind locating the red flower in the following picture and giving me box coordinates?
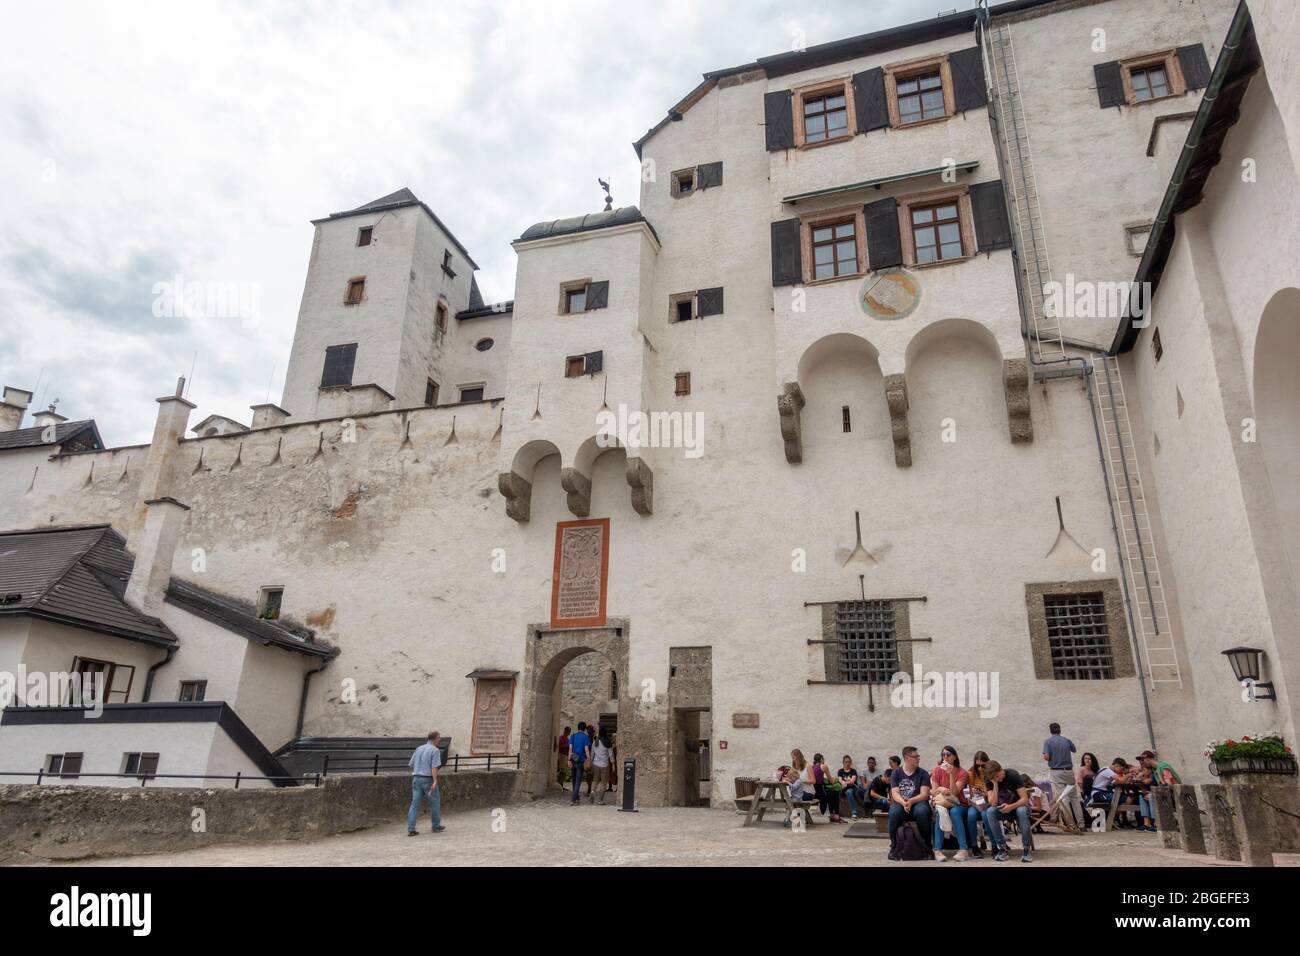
[1242,735,1252,742]
[1225,740,1235,747]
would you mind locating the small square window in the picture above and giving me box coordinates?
[566,355,586,378]
[1125,222,1152,257]
[458,385,485,402]
[803,89,849,143]
[123,752,160,780]
[812,220,858,279]
[910,202,964,263]
[46,752,83,778]
[1043,593,1115,680]
[425,379,439,406]
[896,69,946,124]
[258,587,283,621]
[673,295,696,323]
[566,288,587,314]
[673,169,695,197]
[357,226,373,247]
[674,372,691,396]
[1130,65,1170,101]
[345,277,366,305]
[178,680,207,703]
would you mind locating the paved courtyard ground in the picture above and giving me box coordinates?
[58,794,1238,867]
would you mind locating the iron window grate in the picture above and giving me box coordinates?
[1044,592,1114,679]
[835,601,899,683]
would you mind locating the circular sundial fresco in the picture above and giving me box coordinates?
[859,267,921,320]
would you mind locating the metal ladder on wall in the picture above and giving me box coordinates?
[1092,355,1182,688]
[983,21,1065,365]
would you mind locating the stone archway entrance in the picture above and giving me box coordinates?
[518,619,634,801]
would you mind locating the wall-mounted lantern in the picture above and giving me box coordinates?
[1222,646,1276,701]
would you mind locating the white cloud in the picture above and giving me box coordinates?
[0,0,961,445]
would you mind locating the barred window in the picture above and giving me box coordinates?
[835,601,900,683]
[1044,592,1114,679]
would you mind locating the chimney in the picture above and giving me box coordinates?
[0,386,33,432]
[250,402,291,429]
[128,383,197,551]
[125,497,190,615]
[30,405,67,430]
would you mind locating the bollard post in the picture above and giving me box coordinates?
[618,758,637,812]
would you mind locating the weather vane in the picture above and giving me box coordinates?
[598,177,613,211]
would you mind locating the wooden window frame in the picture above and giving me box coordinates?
[435,300,448,332]
[1120,50,1185,106]
[669,291,697,324]
[897,185,976,269]
[48,752,83,779]
[257,586,283,621]
[425,378,439,406]
[68,656,133,705]
[793,77,855,149]
[558,278,592,315]
[799,205,867,284]
[123,752,160,780]
[565,355,586,379]
[670,167,697,198]
[885,53,955,129]
[344,276,366,306]
[674,371,691,397]
[178,680,207,703]
[457,383,486,402]
[357,226,373,247]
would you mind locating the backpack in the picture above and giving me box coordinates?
[891,821,929,861]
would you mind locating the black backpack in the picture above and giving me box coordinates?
[890,821,929,861]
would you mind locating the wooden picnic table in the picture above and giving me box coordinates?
[741,779,812,827]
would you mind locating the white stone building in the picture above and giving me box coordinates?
[1,0,1296,807]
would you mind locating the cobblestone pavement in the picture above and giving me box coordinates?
[59,795,1232,867]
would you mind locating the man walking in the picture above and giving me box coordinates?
[1042,721,1084,830]
[407,730,445,836]
[568,721,591,806]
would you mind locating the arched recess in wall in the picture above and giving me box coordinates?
[796,332,890,462]
[498,438,561,522]
[903,318,1005,464]
[1253,287,1300,604]
[565,434,629,518]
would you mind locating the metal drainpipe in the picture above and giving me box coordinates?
[977,8,1157,748]
[296,657,332,741]
[141,646,176,702]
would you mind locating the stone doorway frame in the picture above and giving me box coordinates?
[518,618,633,801]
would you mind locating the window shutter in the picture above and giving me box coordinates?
[770,218,802,286]
[696,287,724,317]
[584,351,603,375]
[864,197,902,271]
[949,47,988,112]
[696,161,723,189]
[1094,61,1125,108]
[970,180,1013,252]
[585,280,609,310]
[63,753,83,775]
[321,344,357,388]
[852,67,889,132]
[1177,44,1212,91]
[764,90,795,150]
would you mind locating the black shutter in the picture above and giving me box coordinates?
[853,67,889,132]
[320,344,357,388]
[1177,44,1212,91]
[584,351,603,375]
[697,287,724,317]
[949,47,988,112]
[770,218,802,286]
[764,90,795,150]
[585,280,609,310]
[696,161,723,189]
[864,197,902,271]
[970,180,1013,252]
[1094,61,1125,108]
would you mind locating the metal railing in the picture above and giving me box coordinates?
[0,770,319,788]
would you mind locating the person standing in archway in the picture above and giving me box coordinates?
[555,726,571,790]
[589,726,613,804]
[568,722,592,806]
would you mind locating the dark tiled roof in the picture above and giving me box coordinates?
[517,206,659,244]
[0,526,174,646]
[316,186,480,270]
[0,525,336,659]
[0,420,103,452]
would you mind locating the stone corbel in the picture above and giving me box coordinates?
[498,471,532,523]
[560,467,592,517]
[1003,357,1033,444]
[884,373,911,467]
[626,456,653,515]
[777,382,806,464]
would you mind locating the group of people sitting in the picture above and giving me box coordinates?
[775,722,1180,863]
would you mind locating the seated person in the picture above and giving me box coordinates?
[982,760,1034,863]
[1087,757,1139,825]
[1133,750,1175,833]
[887,746,932,855]
[780,749,815,827]
[865,764,893,814]
[837,755,862,819]
[930,746,980,861]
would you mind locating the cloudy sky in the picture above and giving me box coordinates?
[1,0,965,446]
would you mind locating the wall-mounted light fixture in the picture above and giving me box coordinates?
[1222,645,1276,701]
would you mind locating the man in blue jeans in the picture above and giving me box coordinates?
[983,760,1032,862]
[887,746,932,854]
[407,730,445,835]
[568,721,591,806]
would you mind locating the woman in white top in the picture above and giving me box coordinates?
[588,728,613,805]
